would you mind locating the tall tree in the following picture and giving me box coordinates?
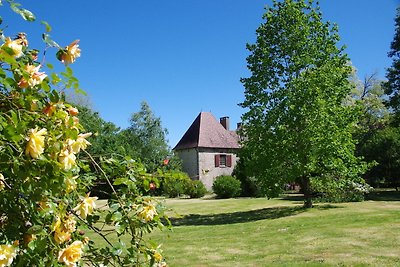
[123,101,171,172]
[76,106,123,156]
[384,7,400,113]
[349,71,389,136]
[240,0,367,207]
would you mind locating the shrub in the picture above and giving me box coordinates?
[212,175,242,198]
[232,159,262,197]
[160,170,191,197]
[312,178,373,203]
[186,180,208,198]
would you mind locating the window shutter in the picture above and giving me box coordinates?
[227,155,232,167]
[215,154,220,167]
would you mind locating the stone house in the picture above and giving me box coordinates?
[173,112,240,189]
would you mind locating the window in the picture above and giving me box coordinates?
[215,154,232,168]
[219,154,227,167]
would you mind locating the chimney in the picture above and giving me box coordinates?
[220,116,230,130]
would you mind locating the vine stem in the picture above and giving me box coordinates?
[83,150,140,264]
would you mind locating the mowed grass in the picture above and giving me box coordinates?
[146,191,400,267]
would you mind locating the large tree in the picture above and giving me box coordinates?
[122,101,171,172]
[384,7,400,113]
[77,106,123,156]
[240,0,367,207]
[349,71,389,137]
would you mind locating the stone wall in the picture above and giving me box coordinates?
[198,148,238,190]
[175,148,198,179]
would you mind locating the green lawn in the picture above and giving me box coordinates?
[147,191,400,266]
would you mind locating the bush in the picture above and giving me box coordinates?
[232,159,262,197]
[186,180,208,198]
[159,170,191,197]
[212,175,242,198]
[312,178,373,203]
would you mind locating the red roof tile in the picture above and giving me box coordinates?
[174,112,240,150]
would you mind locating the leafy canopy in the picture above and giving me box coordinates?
[384,7,400,113]
[240,0,367,206]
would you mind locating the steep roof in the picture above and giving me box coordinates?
[173,112,240,150]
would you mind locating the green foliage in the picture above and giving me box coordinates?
[232,157,262,197]
[240,0,367,207]
[358,126,400,188]
[348,71,389,135]
[160,171,191,198]
[212,176,241,199]
[383,7,400,113]
[0,2,168,266]
[76,106,123,157]
[123,101,171,172]
[186,180,208,198]
[311,177,373,202]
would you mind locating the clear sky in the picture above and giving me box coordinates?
[1,0,398,147]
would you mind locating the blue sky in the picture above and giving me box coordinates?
[2,0,398,147]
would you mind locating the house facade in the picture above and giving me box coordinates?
[173,112,240,189]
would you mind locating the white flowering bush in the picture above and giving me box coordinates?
[311,177,373,203]
[0,1,168,266]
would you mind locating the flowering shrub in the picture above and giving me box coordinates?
[311,177,373,203]
[0,2,168,266]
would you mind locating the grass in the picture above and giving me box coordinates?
[147,191,400,266]
[89,190,400,266]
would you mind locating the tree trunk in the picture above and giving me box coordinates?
[300,176,313,208]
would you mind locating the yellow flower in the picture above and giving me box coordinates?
[153,251,163,262]
[18,64,47,89]
[25,128,47,159]
[67,106,79,116]
[0,174,5,191]
[1,37,23,58]
[65,176,78,193]
[0,244,17,267]
[14,33,28,47]
[52,215,77,244]
[64,215,77,233]
[70,133,92,154]
[58,148,76,170]
[73,194,98,219]
[57,241,83,267]
[57,40,81,65]
[138,203,158,222]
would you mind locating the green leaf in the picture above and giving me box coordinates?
[111,246,123,256]
[20,8,35,21]
[115,223,127,235]
[113,177,128,186]
[112,211,123,222]
[41,81,50,92]
[109,203,120,211]
[49,90,60,103]
[41,21,52,32]
[42,33,60,48]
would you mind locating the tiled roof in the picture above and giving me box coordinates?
[173,112,240,150]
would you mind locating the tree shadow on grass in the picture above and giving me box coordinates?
[278,193,305,202]
[169,204,340,226]
[366,189,400,201]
